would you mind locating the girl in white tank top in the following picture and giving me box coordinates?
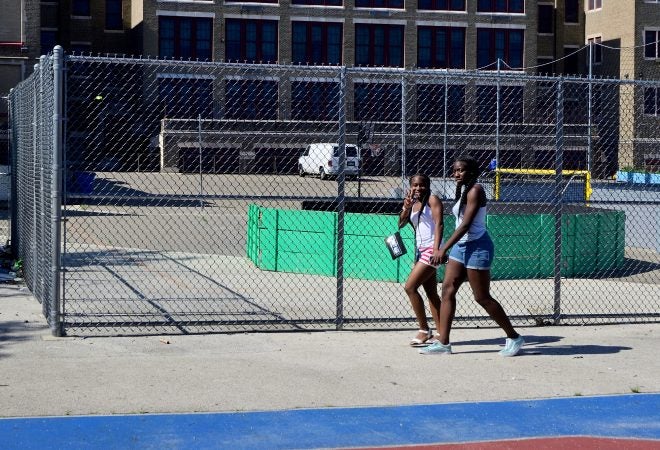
[397,173,444,347]
[452,199,487,243]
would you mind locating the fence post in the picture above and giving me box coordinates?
[198,113,203,209]
[39,55,47,314]
[335,67,347,330]
[8,89,18,257]
[587,42,593,176]
[495,59,501,167]
[51,46,64,336]
[443,73,449,193]
[401,75,407,191]
[32,62,39,297]
[553,77,564,324]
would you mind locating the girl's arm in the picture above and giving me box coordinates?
[398,189,414,229]
[439,184,484,255]
[429,195,444,263]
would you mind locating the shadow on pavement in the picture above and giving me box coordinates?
[65,177,214,208]
[0,320,47,360]
[454,335,631,356]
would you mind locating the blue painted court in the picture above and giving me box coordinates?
[1,394,659,449]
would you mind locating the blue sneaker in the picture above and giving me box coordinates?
[419,341,452,355]
[499,336,525,357]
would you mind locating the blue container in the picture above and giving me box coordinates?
[69,171,96,194]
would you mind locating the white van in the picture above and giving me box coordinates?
[298,143,360,179]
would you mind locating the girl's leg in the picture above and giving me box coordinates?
[466,268,519,339]
[421,270,441,338]
[437,259,466,345]
[405,262,437,340]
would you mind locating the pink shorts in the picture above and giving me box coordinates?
[416,246,440,269]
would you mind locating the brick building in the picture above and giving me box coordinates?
[2,0,659,176]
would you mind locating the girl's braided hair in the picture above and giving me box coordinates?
[453,157,482,212]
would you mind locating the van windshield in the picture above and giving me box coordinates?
[333,146,359,157]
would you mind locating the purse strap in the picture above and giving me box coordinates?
[413,201,423,249]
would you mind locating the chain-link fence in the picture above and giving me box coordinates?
[1,95,9,248]
[9,50,63,333]
[8,47,660,336]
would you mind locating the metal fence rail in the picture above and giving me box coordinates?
[9,48,660,336]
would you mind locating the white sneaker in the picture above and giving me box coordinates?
[499,336,525,357]
[419,341,452,355]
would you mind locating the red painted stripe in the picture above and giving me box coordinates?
[350,436,660,449]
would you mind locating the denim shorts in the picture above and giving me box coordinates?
[448,232,494,270]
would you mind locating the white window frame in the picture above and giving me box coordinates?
[644,87,659,117]
[587,35,602,65]
[586,0,602,11]
[644,28,660,60]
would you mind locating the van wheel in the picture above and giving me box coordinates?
[299,165,305,177]
[319,168,327,180]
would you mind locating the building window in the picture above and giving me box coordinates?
[417,26,465,69]
[537,57,554,74]
[538,4,554,34]
[535,81,554,123]
[106,0,122,30]
[565,0,579,23]
[645,30,660,59]
[477,28,524,70]
[355,24,404,67]
[292,22,342,65]
[564,83,587,124]
[158,76,213,119]
[291,81,340,120]
[291,0,342,5]
[586,0,601,10]
[563,46,579,74]
[644,87,660,116]
[225,79,278,120]
[226,19,278,64]
[159,17,212,61]
[354,83,401,121]
[477,0,524,13]
[356,0,403,8]
[41,30,58,53]
[416,84,465,122]
[418,0,464,10]
[69,42,92,53]
[72,0,90,16]
[476,85,523,123]
[587,36,602,64]
[41,4,58,28]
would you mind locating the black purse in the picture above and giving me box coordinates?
[384,231,407,259]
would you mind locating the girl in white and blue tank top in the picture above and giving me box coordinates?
[418,157,525,358]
